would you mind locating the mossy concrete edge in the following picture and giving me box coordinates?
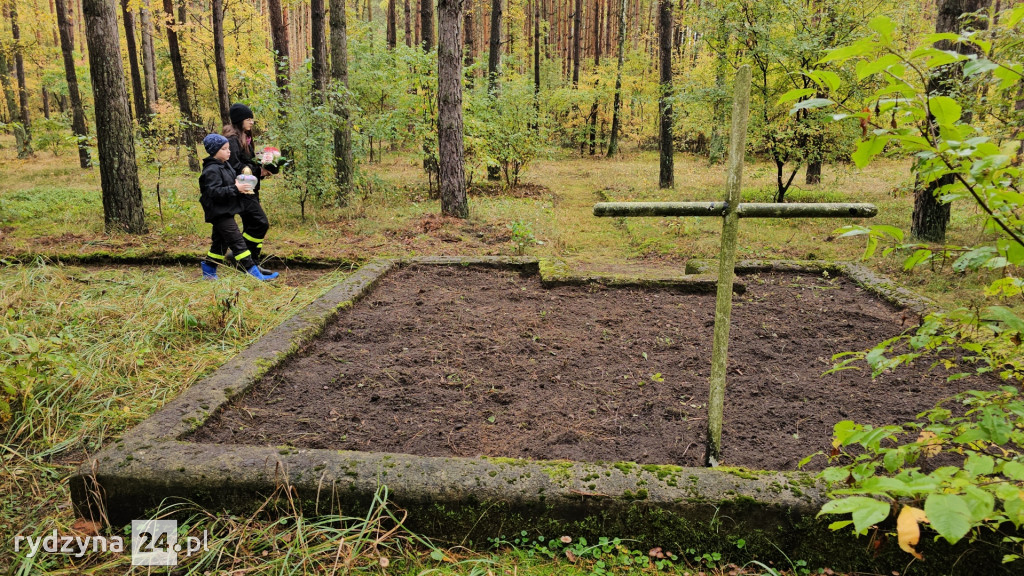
[685,258,935,314]
[70,256,1007,574]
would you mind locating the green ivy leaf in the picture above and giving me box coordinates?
[925,494,973,543]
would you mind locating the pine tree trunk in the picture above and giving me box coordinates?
[605,0,625,157]
[10,4,33,157]
[657,0,672,188]
[421,0,435,50]
[55,0,90,168]
[311,0,328,100]
[486,0,501,180]
[330,0,354,202]
[42,88,50,119]
[587,0,600,155]
[571,0,581,87]
[212,0,230,125]
[464,6,474,86]
[438,0,467,217]
[120,0,147,125]
[82,0,147,233]
[405,0,413,46]
[0,50,27,153]
[387,0,397,48]
[910,0,991,242]
[533,1,540,125]
[140,0,158,112]
[163,0,199,171]
[268,0,291,90]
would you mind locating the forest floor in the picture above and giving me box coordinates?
[0,143,1012,574]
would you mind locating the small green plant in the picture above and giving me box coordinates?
[508,220,537,255]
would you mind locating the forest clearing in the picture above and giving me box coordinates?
[1,0,1022,574]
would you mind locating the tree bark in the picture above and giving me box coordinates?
[163,0,199,171]
[438,0,467,217]
[311,0,328,100]
[805,162,822,185]
[657,0,672,187]
[83,0,147,233]
[486,0,501,180]
[0,49,27,154]
[268,0,291,90]
[571,0,581,87]
[140,0,158,112]
[464,4,474,83]
[212,0,230,125]
[121,0,147,125]
[404,0,413,46]
[911,0,991,242]
[605,0,625,157]
[387,0,397,48]
[330,0,354,202]
[55,0,91,168]
[421,0,435,51]
[10,3,32,156]
[707,13,728,164]
[533,1,540,125]
[587,0,600,155]
[486,0,501,93]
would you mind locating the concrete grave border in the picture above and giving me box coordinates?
[72,257,1004,573]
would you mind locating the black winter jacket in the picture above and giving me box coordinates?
[199,157,242,224]
[227,133,278,199]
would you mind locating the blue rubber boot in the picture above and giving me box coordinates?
[247,265,279,281]
[200,261,218,280]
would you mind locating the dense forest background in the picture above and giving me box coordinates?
[0,0,938,214]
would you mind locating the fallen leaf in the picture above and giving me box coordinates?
[71,518,101,537]
[916,431,942,458]
[897,505,928,560]
[565,549,578,562]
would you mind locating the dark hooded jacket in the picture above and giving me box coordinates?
[225,129,278,200]
[199,156,242,223]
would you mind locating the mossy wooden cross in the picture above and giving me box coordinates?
[593,66,878,467]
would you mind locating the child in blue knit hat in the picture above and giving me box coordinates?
[198,133,278,281]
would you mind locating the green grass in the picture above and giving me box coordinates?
[0,140,1011,574]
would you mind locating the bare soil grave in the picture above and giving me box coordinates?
[193,264,983,470]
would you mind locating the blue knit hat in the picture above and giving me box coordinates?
[203,133,229,156]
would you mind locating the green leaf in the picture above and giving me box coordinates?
[867,16,896,37]
[819,43,872,65]
[982,306,1024,335]
[929,96,962,125]
[963,59,999,77]
[964,454,995,476]
[811,70,842,93]
[790,98,835,115]
[819,497,891,534]
[921,32,960,45]
[1002,461,1024,481]
[856,54,902,80]
[903,249,932,271]
[778,88,816,105]
[852,136,890,168]
[925,494,973,544]
[430,549,446,561]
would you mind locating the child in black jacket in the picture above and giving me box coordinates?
[199,134,278,281]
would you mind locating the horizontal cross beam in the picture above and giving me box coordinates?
[593,202,878,219]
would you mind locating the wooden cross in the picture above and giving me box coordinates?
[593,66,878,467]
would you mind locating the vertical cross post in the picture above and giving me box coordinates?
[592,66,875,467]
[706,65,751,466]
